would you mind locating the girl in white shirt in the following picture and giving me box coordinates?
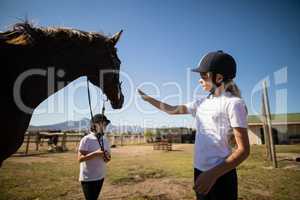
[78,114,111,200]
[138,50,249,200]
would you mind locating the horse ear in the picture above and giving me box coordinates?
[110,30,123,46]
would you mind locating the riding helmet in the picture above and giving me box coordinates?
[192,50,236,80]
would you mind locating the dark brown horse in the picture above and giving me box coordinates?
[0,22,124,166]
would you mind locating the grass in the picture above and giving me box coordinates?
[0,144,299,200]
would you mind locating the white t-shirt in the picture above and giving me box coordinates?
[185,92,248,171]
[78,132,111,181]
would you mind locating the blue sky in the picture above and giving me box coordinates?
[1,0,299,127]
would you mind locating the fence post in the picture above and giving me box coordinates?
[25,134,30,155]
[120,135,123,146]
[261,94,272,160]
[35,132,40,151]
[61,133,67,151]
[262,80,278,168]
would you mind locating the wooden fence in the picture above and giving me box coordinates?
[153,140,172,151]
[18,132,146,155]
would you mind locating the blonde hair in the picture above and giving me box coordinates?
[224,80,241,98]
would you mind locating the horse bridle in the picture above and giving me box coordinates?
[85,42,121,151]
[106,42,123,100]
[86,41,121,120]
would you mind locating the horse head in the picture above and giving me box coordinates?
[86,30,124,109]
[1,22,124,109]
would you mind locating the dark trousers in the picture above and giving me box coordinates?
[81,179,104,200]
[194,168,237,200]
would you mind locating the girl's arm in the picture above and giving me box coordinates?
[138,89,189,115]
[195,127,250,194]
[77,149,104,163]
[212,127,250,173]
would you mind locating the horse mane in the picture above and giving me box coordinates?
[0,21,109,47]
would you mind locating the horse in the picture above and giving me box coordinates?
[0,22,124,166]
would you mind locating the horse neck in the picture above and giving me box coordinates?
[9,42,109,114]
[12,62,79,114]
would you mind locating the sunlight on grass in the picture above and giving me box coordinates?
[0,144,299,200]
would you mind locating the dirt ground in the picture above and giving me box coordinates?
[102,145,194,200]
[5,144,195,200]
[2,144,300,200]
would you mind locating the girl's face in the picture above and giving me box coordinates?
[198,72,224,92]
[94,122,107,133]
[198,72,213,92]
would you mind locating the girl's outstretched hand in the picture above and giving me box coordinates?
[137,89,149,101]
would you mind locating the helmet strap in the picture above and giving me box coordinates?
[209,73,223,96]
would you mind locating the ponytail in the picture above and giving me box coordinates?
[224,80,241,98]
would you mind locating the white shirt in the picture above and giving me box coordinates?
[185,92,248,171]
[78,132,111,181]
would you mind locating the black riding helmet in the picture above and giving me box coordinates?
[192,50,236,80]
[91,114,111,125]
[192,50,236,94]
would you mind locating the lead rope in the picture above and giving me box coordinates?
[99,99,106,151]
[86,77,106,151]
[86,78,94,122]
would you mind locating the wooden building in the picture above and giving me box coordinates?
[247,113,300,145]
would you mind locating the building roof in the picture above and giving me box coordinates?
[248,113,300,125]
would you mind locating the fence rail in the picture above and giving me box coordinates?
[153,141,172,151]
[17,132,147,155]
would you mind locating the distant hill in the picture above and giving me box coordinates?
[28,118,91,132]
[28,118,144,134]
